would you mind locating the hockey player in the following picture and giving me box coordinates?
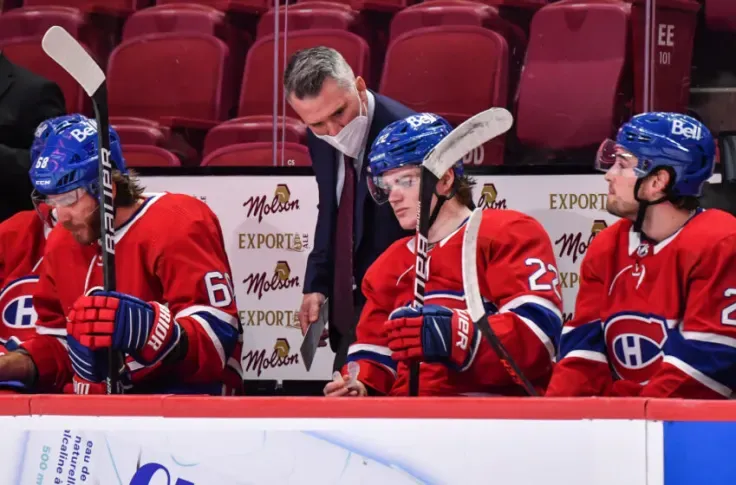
[323,113,563,397]
[546,112,736,399]
[0,114,85,358]
[0,116,243,395]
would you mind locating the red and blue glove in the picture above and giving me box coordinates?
[385,305,480,372]
[67,290,181,367]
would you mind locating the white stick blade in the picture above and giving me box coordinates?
[42,26,104,97]
[462,208,486,322]
[423,107,514,178]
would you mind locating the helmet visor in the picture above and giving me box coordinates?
[595,139,641,176]
[367,167,421,205]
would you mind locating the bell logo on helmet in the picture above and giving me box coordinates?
[406,113,438,129]
[70,125,96,142]
[671,119,702,140]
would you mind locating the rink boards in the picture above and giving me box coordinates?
[0,395,732,485]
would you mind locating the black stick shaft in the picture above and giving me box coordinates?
[409,168,439,396]
[92,84,120,395]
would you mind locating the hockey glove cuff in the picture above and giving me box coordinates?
[68,291,181,366]
[385,305,480,372]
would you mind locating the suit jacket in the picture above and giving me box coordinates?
[0,53,66,223]
[304,92,415,347]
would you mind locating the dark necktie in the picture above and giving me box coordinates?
[332,156,356,335]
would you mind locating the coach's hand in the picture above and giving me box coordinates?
[298,292,328,347]
[385,305,480,372]
[67,291,181,366]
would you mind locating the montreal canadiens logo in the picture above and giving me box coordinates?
[603,312,668,384]
[0,276,40,330]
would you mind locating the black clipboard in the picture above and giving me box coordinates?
[299,298,329,372]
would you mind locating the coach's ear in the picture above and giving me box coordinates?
[436,168,455,197]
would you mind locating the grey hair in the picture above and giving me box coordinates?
[283,47,356,100]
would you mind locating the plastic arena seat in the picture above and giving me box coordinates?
[203,116,307,157]
[112,120,169,146]
[380,25,509,164]
[122,145,182,167]
[106,32,235,125]
[256,5,363,39]
[237,29,369,119]
[22,0,147,15]
[201,142,312,167]
[296,0,407,13]
[156,0,273,15]
[515,1,631,151]
[0,37,87,113]
[705,0,736,32]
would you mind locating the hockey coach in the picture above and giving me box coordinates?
[285,47,414,371]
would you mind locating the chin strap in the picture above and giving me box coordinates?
[428,182,461,229]
[632,168,675,235]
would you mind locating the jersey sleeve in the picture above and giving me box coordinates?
[343,257,398,395]
[545,235,613,397]
[135,209,242,387]
[468,213,564,389]
[638,234,736,399]
[20,250,72,393]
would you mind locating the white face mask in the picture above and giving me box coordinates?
[315,92,368,158]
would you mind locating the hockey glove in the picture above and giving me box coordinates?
[385,305,480,372]
[67,291,181,366]
[67,334,111,394]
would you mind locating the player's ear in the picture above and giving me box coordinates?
[437,168,455,196]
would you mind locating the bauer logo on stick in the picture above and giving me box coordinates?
[100,147,116,255]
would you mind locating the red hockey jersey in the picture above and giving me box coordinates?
[547,209,736,399]
[20,193,243,394]
[346,209,564,396]
[0,210,50,353]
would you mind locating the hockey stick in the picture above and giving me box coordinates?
[42,26,121,395]
[461,208,537,396]
[409,107,513,396]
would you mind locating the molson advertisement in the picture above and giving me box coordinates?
[140,176,335,382]
[140,173,721,381]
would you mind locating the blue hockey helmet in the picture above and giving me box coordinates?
[30,117,127,200]
[30,114,88,163]
[367,113,463,204]
[596,112,716,198]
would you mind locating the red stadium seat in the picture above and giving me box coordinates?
[156,0,274,15]
[297,0,406,13]
[107,33,236,124]
[0,6,85,41]
[122,4,249,105]
[123,145,182,167]
[0,38,87,113]
[706,0,736,32]
[238,30,369,119]
[0,6,111,68]
[515,1,631,152]
[201,142,312,167]
[380,26,509,165]
[203,116,307,157]
[256,6,364,39]
[22,0,148,16]
[113,123,169,146]
[390,1,526,102]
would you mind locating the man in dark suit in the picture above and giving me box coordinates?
[0,52,66,223]
[286,47,415,371]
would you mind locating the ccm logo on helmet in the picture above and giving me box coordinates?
[70,125,96,143]
[671,119,702,140]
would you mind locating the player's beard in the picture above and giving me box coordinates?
[606,195,638,220]
[63,206,102,245]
